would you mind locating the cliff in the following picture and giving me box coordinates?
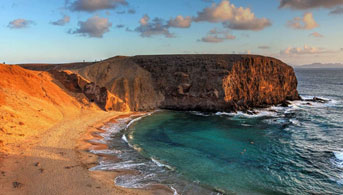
[0,64,100,153]
[44,54,299,112]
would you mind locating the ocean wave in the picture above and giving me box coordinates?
[170,186,179,195]
[215,110,278,118]
[151,157,174,170]
[89,149,121,155]
[189,111,212,116]
[334,151,343,161]
[126,111,158,129]
[289,119,301,126]
[330,151,343,169]
[115,173,157,189]
[299,96,339,107]
[90,160,146,171]
[122,134,128,143]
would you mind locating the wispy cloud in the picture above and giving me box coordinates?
[51,15,70,26]
[279,0,343,10]
[281,45,332,55]
[69,0,128,12]
[258,46,270,50]
[309,32,324,38]
[8,19,34,29]
[199,28,235,43]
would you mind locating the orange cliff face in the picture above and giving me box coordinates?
[0,64,99,154]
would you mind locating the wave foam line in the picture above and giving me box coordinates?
[151,157,174,170]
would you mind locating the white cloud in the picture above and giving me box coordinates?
[71,16,112,38]
[194,0,271,31]
[8,19,34,29]
[287,12,318,30]
[168,16,192,28]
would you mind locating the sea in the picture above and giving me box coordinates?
[90,68,343,195]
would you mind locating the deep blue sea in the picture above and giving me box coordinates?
[91,68,343,194]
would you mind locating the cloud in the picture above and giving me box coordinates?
[330,7,343,14]
[199,28,235,43]
[69,0,128,12]
[258,46,270,49]
[287,12,318,30]
[309,32,324,38]
[128,9,136,14]
[194,0,271,31]
[168,16,192,28]
[70,16,112,38]
[279,0,343,10]
[51,15,70,26]
[135,15,174,38]
[8,19,34,29]
[281,45,330,55]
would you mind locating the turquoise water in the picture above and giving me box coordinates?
[91,69,343,194]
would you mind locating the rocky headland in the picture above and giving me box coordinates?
[21,54,300,112]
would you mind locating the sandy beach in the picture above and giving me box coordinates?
[0,110,171,195]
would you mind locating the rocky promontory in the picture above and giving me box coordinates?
[21,54,301,112]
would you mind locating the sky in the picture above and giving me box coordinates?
[0,0,342,65]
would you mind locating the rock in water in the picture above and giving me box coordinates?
[22,55,301,112]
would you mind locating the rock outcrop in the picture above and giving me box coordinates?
[21,55,300,112]
[51,70,130,112]
[131,55,300,111]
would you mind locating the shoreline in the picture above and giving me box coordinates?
[79,112,173,195]
[0,110,171,195]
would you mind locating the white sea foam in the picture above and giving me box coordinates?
[115,173,157,189]
[334,151,343,161]
[223,110,278,118]
[151,158,174,170]
[89,149,121,155]
[299,96,339,108]
[170,186,179,195]
[122,134,128,143]
[189,111,211,116]
[289,119,301,126]
[90,160,146,171]
[126,116,144,129]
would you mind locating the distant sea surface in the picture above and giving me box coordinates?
[91,68,343,194]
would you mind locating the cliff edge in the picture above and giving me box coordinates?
[49,54,299,112]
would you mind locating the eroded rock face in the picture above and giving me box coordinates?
[51,70,129,112]
[131,55,300,111]
[24,55,300,112]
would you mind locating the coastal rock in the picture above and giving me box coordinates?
[130,55,300,111]
[22,55,301,112]
[50,70,129,112]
